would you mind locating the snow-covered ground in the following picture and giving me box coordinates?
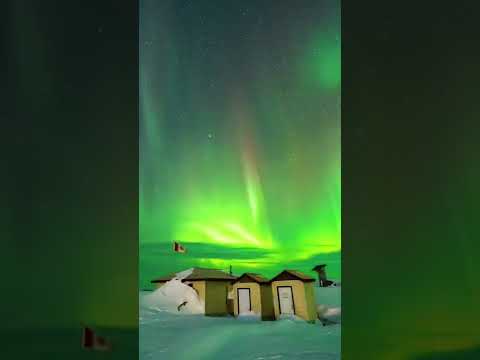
[140,279,341,360]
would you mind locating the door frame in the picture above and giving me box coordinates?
[276,285,295,315]
[237,287,252,314]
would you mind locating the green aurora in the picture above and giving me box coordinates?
[140,0,340,288]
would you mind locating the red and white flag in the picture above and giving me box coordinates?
[82,327,111,351]
[173,241,187,253]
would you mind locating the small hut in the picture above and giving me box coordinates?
[312,264,334,287]
[270,270,317,323]
[151,267,237,316]
[232,273,274,320]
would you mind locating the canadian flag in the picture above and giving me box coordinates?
[173,241,186,253]
[82,327,111,351]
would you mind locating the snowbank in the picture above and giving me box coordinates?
[142,268,205,314]
[315,285,341,324]
[316,304,341,324]
[278,314,306,322]
[237,311,261,321]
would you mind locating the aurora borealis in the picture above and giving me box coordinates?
[140,0,340,288]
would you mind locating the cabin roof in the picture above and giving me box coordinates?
[151,267,237,283]
[269,269,315,283]
[234,272,269,284]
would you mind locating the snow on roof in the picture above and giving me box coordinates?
[234,272,269,284]
[173,268,194,280]
[151,267,236,283]
[270,269,316,283]
[150,272,177,283]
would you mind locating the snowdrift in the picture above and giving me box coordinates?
[316,304,341,324]
[141,268,205,314]
[278,314,307,322]
[236,311,261,321]
[315,284,341,324]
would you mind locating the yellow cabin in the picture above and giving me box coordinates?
[270,270,317,323]
[151,267,237,316]
[232,273,275,320]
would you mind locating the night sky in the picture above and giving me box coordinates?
[140,0,340,288]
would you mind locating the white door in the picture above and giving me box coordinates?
[238,288,251,314]
[278,287,294,314]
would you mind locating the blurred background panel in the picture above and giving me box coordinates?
[2,0,139,357]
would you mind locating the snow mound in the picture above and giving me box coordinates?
[315,286,341,325]
[278,314,305,322]
[324,307,341,319]
[142,278,205,315]
[316,304,341,324]
[237,311,261,321]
